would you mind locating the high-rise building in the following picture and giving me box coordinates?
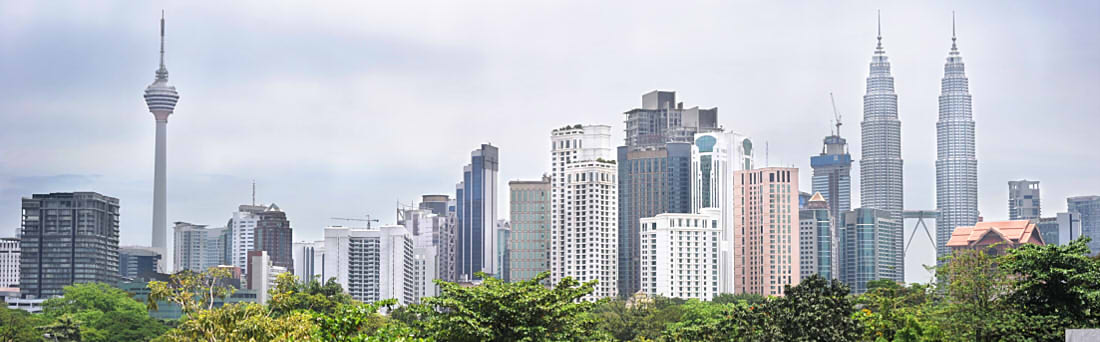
[495,219,510,282]
[246,250,286,304]
[734,167,800,296]
[799,193,837,281]
[838,208,903,294]
[551,124,617,299]
[19,192,120,298]
[254,204,294,272]
[292,241,325,284]
[0,238,18,288]
[691,131,753,293]
[173,222,231,273]
[619,91,719,296]
[419,195,450,216]
[324,225,416,305]
[860,16,904,241]
[143,14,180,264]
[1037,217,1059,246]
[456,144,500,281]
[639,209,721,300]
[1057,212,1084,246]
[936,20,979,265]
[231,204,266,273]
[119,246,162,280]
[1008,180,1041,220]
[398,206,453,297]
[811,130,852,221]
[508,177,551,282]
[1067,196,1100,253]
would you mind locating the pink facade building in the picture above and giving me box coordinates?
[734,167,800,296]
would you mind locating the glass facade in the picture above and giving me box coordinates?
[19,192,120,298]
[838,208,902,294]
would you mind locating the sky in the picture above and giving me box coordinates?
[1,1,1097,283]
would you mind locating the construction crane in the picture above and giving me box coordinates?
[330,214,379,229]
[829,92,842,136]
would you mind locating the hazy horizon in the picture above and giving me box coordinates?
[2,1,1098,283]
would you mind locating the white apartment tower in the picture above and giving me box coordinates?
[292,241,325,284]
[324,225,416,305]
[935,18,979,264]
[639,209,722,300]
[691,131,752,293]
[550,124,617,299]
[173,222,231,273]
[0,238,18,288]
[230,204,266,274]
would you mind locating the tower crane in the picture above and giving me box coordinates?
[830,92,842,136]
[330,215,379,229]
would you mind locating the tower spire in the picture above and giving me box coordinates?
[951,11,958,51]
[876,10,882,49]
[156,10,168,81]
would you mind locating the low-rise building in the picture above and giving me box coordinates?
[946,220,1044,255]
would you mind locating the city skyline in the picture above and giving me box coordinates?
[2,2,1098,284]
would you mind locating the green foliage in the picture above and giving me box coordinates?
[311,299,429,341]
[409,271,606,342]
[592,296,684,341]
[157,302,314,341]
[0,306,47,342]
[1000,237,1100,325]
[936,247,1013,341]
[41,282,169,342]
[269,273,356,317]
[711,292,768,306]
[769,275,863,341]
[40,315,83,342]
[147,267,236,316]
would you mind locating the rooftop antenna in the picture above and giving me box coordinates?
[765,141,770,167]
[876,10,882,49]
[830,92,842,137]
[951,11,958,51]
[251,180,256,206]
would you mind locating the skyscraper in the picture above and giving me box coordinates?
[292,241,325,284]
[231,204,267,274]
[324,225,416,305]
[0,238,19,288]
[143,13,180,265]
[19,192,120,298]
[619,91,719,296]
[838,208,903,294]
[508,177,551,282]
[254,204,294,272]
[935,17,979,264]
[860,15,903,225]
[734,167,800,296]
[174,222,231,273]
[1008,180,1041,220]
[550,124,617,299]
[812,128,852,222]
[691,130,752,293]
[456,144,500,281]
[1067,196,1100,254]
[799,193,837,281]
[639,209,722,300]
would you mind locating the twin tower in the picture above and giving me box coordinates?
[857,13,977,265]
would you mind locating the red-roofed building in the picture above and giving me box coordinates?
[946,220,1045,255]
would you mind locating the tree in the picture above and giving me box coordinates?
[592,296,684,341]
[771,274,863,341]
[1000,237,1100,325]
[157,302,314,341]
[937,247,1013,342]
[854,280,939,341]
[409,271,606,341]
[39,315,82,342]
[712,293,768,306]
[269,272,355,317]
[41,282,169,342]
[147,267,236,316]
[0,306,46,342]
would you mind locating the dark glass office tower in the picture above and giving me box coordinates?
[618,90,719,296]
[456,144,500,281]
[20,192,120,298]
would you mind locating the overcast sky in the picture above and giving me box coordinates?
[1,1,1097,283]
